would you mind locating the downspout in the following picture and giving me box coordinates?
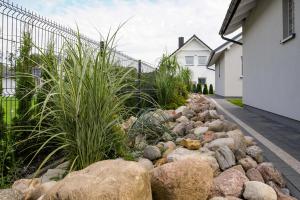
[220,0,243,46]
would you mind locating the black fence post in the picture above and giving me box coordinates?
[138,60,142,109]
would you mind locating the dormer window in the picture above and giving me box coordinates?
[198,56,207,66]
[185,56,194,65]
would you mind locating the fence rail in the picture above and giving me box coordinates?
[0,0,156,126]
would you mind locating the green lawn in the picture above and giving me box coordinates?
[227,98,243,107]
[1,97,18,124]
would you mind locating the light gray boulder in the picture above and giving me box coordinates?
[215,146,236,171]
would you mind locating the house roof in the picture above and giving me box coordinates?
[219,0,257,36]
[207,33,242,67]
[171,34,212,56]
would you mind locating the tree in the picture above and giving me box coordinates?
[197,83,202,94]
[203,84,208,94]
[209,84,214,94]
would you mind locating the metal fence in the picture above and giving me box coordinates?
[0,0,156,126]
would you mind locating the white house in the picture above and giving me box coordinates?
[207,33,243,97]
[171,35,215,87]
[220,0,300,121]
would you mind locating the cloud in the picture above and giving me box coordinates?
[13,0,233,65]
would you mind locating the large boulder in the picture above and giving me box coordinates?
[151,158,213,200]
[43,159,152,200]
[243,181,277,200]
[208,138,235,151]
[256,162,286,187]
[211,168,249,197]
[143,145,161,161]
[215,146,236,171]
[246,146,264,163]
[208,120,224,132]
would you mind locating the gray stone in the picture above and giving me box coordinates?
[175,106,186,114]
[41,169,66,183]
[208,138,235,151]
[176,115,189,123]
[194,126,208,136]
[246,146,263,163]
[172,122,187,136]
[215,146,236,171]
[137,158,154,171]
[214,132,228,139]
[143,145,161,160]
[162,132,173,141]
[238,156,257,171]
[182,108,196,118]
[208,119,224,132]
[167,147,201,162]
[243,181,277,200]
[175,137,184,145]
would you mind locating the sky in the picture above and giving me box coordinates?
[12,0,233,66]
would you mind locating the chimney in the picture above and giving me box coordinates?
[178,37,184,48]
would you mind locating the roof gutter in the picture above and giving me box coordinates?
[219,0,243,46]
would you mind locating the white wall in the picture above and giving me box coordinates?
[224,44,243,97]
[215,54,225,96]
[243,0,300,121]
[175,39,215,87]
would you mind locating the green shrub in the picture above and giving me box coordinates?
[24,30,136,171]
[203,84,208,94]
[155,55,191,109]
[192,84,197,93]
[209,84,214,94]
[197,83,202,94]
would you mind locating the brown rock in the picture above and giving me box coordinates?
[256,162,286,187]
[43,159,152,200]
[151,158,213,200]
[25,181,57,200]
[180,138,201,150]
[211,168,249,198]
[12,178,41,199]
[229,165,245,175]
[202,131,216,144]
[246,168,265,183]
[238,156,258,171]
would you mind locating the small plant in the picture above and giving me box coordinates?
[197,83,202,94]
[209,84,214,94]
[203,84,208,94]
[128,109,170,146]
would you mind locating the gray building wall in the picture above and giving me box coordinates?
[243,0,300,121]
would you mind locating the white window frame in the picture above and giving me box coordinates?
[185,56,194,66]
[198,56,207,66]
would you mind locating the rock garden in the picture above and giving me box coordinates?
[7,94,297,200]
